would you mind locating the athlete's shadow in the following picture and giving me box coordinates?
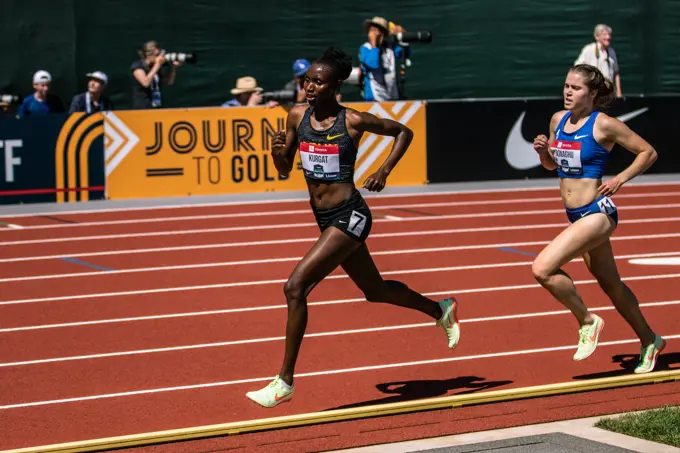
[325,376,513,411]
[572,352,680,380]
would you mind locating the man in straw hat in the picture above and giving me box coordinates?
[223,76,278,107]
[359,16,408,102]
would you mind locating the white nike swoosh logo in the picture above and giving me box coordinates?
[505,107,650,170]
[574,134,589,139]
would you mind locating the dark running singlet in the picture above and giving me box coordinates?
[296,106,358,183]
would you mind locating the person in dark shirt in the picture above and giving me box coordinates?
[16,70,65,118]
[130,40,182,109]
[69,71,114,113]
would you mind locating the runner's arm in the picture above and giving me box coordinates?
[534,111,563,171]
[272,105,305,176]
[600,114,657,184]
[348,110,413,177]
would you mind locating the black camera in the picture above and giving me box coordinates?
[162,51,197,64]
[0,94,21,104]
[395,31,432,44]
[261,90,296,103]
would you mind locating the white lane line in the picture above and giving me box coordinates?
[3,204,680,246]
[1,257,679,309]
[2,244,679,284]
[1,334,678,410]
[8,191,680,231]
[0,254,676,331]
[1,301,678,367]
[3,216,680,263]
[1,180,678,219]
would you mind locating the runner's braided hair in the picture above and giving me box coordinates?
[314,46,353,82]
[569,64,616,111]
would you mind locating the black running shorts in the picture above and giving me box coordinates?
[311,190,373,242]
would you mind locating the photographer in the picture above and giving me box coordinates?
[283,59,311,104]
[130,40,182,109]
[222,76,278,107]
[359,16,410,102]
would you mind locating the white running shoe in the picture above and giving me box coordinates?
[437,297,460,350]
[573,314,605,361]
[246,376,294,408]
[634,334,666,374]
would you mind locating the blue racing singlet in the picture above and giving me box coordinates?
[551,111,610,179]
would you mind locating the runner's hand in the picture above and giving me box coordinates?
[363,170,388,192]
[533,134,549,154]
[271,131,286,156]
[598,176,623,196]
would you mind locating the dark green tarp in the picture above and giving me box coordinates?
[2,0,679,110]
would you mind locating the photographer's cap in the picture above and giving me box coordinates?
[293,58,312,76]
[364,16,389,33]
[33,70,52,84]
[292,59,310,77]
[86,71,108,84]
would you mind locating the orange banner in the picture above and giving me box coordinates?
[104,102,427,199]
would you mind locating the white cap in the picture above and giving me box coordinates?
[33,70,52,84]
[86,71,108,84]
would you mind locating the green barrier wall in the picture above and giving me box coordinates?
[2,1,679,110]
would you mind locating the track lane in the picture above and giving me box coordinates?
[1,334,677,451]
[1,217,679,295]
[2,249,678,304]
[0,306,677,406]
[1,208,679,264]
[2,268,677,333]
[0,183,675,226]
[2,200,679,246]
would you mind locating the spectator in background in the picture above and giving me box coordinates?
[16,70,65,118]
[69,71,114,113]
[131,40,182,109]
[283,59,311,104]
[359,16,408,102]
[222,76,278,107]
[575,24,622,98]
[282,58,343,104]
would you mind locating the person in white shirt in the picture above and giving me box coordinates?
[575,24,622,98]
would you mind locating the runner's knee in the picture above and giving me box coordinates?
[283,276,307,303]
[531,260,553,285]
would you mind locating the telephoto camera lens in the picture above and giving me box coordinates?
[396,31,433,43]
[163,51,197,64]
[261,90,296,103]
[0,94,20,103]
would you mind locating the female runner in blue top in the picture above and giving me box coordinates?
[246,47,460,408]
[532,64,665,373]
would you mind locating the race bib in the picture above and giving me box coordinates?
[597,196,617,215]
[550,140,582,175]
[300,142,340,180]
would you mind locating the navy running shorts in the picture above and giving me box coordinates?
[565,195,619,225]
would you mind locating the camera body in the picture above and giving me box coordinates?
[161,50,197,64]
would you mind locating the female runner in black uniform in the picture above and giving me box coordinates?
[246,47,460,408]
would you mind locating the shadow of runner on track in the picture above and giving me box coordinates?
[324,375,513,411]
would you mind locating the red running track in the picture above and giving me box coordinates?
[1,184,679,451]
